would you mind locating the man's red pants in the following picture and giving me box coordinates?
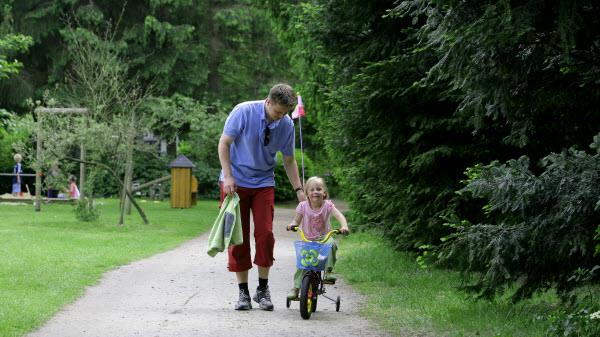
[220,184,275,272]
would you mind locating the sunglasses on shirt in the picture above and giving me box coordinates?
[264,127,271,146]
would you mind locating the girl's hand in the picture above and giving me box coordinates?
[339,226,350,235]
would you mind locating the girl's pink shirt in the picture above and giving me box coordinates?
[296,200,334,240]
[70,182,80,199]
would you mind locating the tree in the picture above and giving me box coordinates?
[261,0,490,250]
[398,0,600,153]
[0,3,32,80]
[0,33,31,79]
[3,0,291,112]
[438,135,600,301]
[4,1,293,204]
[19,22,153,225]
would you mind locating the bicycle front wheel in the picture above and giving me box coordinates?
[299,274,316,319]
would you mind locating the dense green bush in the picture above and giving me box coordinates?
[274,148,314,201]
[547,291,600,337]
[74,197,100,222]
[191,161,220,200]
[438,134,600,301]
[82,151,170,198]
[264,2,600,304]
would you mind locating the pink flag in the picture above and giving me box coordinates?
[292,95,305,119]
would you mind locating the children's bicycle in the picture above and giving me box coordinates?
[286,225,343,319]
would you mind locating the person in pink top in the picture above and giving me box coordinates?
[68,175,80,199]
[286,176,349,299]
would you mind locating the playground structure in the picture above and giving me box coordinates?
[0,173,70,203]
[38,108,87,210]
[169,154,197,208]
[2,108,198,209]
[0,107,87,206]
[131,176,169,200]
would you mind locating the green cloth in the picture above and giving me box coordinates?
[207,193,243,257]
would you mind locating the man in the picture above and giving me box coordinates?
[218,83,306,311]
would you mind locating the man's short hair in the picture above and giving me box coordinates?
[268,83,297,110]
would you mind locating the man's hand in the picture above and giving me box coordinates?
[222,176,236,196]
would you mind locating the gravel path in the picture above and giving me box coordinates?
[27,205,390,337]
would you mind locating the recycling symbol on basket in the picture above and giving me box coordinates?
[300,248,320,267]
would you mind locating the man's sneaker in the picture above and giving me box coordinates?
[234,290,252,310]
[253,286,274,311]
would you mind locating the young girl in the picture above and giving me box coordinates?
[286,176,350,299]
[68,175,80,199]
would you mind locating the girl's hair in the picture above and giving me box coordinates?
[13,154,22,162]
[69,175,77,182]
[304,176,328,198]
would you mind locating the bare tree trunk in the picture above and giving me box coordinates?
[79,143,86,199]
[120,146,133,220]
[124,141,134,215]
[34,109,43,212]
[119,111,136,224]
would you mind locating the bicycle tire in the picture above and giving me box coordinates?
[299,274,315,319]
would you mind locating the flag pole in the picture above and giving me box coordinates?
[298,116,305,185]
[293,94,306,186]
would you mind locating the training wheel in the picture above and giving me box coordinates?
[286,297,291,308]
[336,296,341,312]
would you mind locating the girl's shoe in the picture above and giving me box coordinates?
[287,287,299,300]
[323,273,337,284]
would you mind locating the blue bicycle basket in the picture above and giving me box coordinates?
[294,241,332,271]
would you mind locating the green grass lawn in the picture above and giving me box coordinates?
[1,199,560,337]
[0,198,218,337]
[335,232,557,337]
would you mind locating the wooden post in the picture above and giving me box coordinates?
[80,144,85,199]
[34,108,43,212]
[123,111,136,215]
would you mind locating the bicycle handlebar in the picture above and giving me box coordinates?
[287,224,345,243]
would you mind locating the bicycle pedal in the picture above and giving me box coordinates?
[323,279,336,285]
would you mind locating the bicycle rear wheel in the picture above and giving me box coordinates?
[299,274,316,319]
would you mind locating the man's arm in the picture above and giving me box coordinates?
[283,155,306,202]
[218,134,236,196]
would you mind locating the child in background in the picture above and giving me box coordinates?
[12,154,23,197]
[286,176,350,300]
[68,175,80,199]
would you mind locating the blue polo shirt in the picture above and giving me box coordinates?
[220,100,295,188]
